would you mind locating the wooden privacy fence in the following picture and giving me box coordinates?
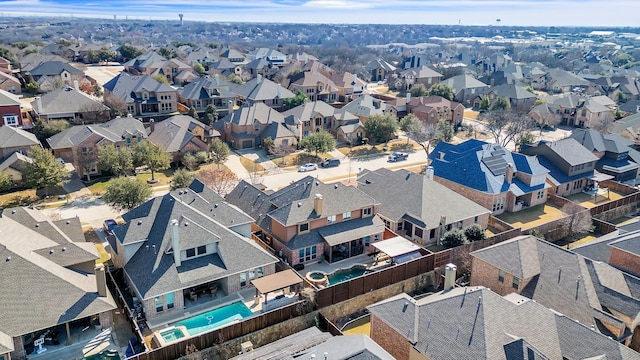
[590,191,640,216]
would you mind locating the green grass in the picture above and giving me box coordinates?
[86,169,175,195]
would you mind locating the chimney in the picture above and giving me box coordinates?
[490,78,495,87]
[95,263,107,297]
[439,151,445,160]
[228,100,234,116]
[425,166,434,180]
[444,263,457,291]
[313,194,323,215]
[171,219,181,267]
[35,97,42,113]
[149,118,155,133]
[406,92,411,104]
[505,163,514,184]
[277,84,282,98]
[73,80,79,91]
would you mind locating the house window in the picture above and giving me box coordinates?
[492,198,505,212]
[166,292,175,310]
[249,269,256,280]
[374,234,380,242]
[255,125,260,132]
[363,207,372,216]
[126,138,132,146]
[299,222,309,233]
[342,211,351,220]
[197,245,206,255]
[299,246,317,263]
[186,248,196,258]
[498,269,505,282]
[327,215,336,224]
[240,272,247,287]
[415,228,424,238]
[257,266,264,278]
[537,191,544,199]
[364,236,371,246]
[430,229,436,238]
[566,183,570,191]
[383,219,390,228]
[474,216,478,223]
[155,296,163,313]
[397,221,403,231]
[512,277,520,290]
[3,115,18,126]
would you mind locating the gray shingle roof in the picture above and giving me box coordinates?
[224,102,285,126]
[47,117,147,149]
[31,86,109,115]
[0,90,20,107]
[442,74,489,92]
[0,207,116,337]
[233,76,295,101]
[147,117,208,153]
[530,138,599,167]
[471,235,640,338]
[357,168,490,226]
[117,181,275,300]
[368,287,639,360]
[29,61,82,77]
[0,126,39,150]
[178,75,235,101]
[103,72,175,103]
[340,94,387,118]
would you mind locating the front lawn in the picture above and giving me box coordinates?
[239,156,265,172]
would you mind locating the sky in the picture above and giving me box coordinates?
[0,0,638,27]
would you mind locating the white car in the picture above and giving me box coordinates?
[298,163,318,172]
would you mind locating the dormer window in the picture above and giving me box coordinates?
[299,222,309,233]
[142,91,149,100]
[327,215,336,224]
[363,207,372,216]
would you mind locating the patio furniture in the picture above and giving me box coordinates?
[209,285,217,297]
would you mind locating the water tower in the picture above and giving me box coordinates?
[179,14,184,26]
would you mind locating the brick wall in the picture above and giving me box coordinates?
[370,314,410,360]
[10,335,26,360]
[609,248,640,276]
[470,257,531,296]
[433,176,500,214]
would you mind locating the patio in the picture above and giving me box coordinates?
[496,203,567,231]
[565,188,625,209]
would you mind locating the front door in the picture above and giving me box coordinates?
[405,222,413,237]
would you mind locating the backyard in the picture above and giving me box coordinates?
[496,203,566,231]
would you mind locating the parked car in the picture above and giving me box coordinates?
[103,219,118,236]
[320,158,341,168]
[388,152,409,162]
[298,163,318,172]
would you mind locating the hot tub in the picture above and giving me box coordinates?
[306,271,328,287]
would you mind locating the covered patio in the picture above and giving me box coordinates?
[371,236,423,265]
[251,270,302,312]
[319,216,385,263]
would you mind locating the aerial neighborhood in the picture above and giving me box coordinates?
[1,17,640,360]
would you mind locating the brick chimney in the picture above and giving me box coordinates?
[313,194,323,215]
[406,93,411,104]
[74,80,79,92]
[505,163,514,184]
[444,263,457,291]
[95,263,107,297]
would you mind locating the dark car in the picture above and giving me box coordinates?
[388,152,409,162]
[103,219,118,236]
[321,158,341,168]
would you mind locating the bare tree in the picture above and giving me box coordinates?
[269,142,294,165]
[103,93,128,117]
[196,168,239,197]
[400,114,437,156]
[560,202,592,241]
[482,110,534,147]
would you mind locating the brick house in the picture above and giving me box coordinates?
[608,233,640,276]
[406,95,464,126]
[367,286,638,360]
[363,59,396,83]
[0,125,40,159]
[110,180,278,320]
[0,71,21,95]
[281,100,360,142]
[46,117,147,179]
[226,177,385,266]
[286,70,339,103]
[147,115,212,163]
[31,85,111,124]
[441,74,489,106]
[330,71,366,102]
[232,75,296,109]
[178,74,236,115]
[429,140,550,215]
[395,66,442,91]
[103,73,178,118]
[356,168,491,246]
[521,137,601,197]
[0,90,23,127]
[470,235,640,349]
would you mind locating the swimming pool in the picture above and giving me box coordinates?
[327,266,368,285]
[172,302,253,336]
[160,328,186,342]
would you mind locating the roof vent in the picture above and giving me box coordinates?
[62,247,67,252]
[334,184,338,189]
[138,220,142,225]
[316,181,319,186]
[402,302,409,312]
[184,222,189,226]
[11,209,15,214]
[35,223,39,228]
[5,257,10,262]
[214,203,218,208]
[66,220,70,224]
[365,179,372,184]
[298,202,302,207]
[49,249,54,254]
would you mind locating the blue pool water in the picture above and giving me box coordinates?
[160,328,186,342]
[328,267,368,285]
[173,302,253,336]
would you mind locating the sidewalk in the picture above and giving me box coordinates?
[226,153,252,180]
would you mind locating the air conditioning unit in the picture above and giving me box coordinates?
[240,341,253,354]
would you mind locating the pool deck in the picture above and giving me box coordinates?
[299,253,381,278]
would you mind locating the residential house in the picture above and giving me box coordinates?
[610,112,640,144]
[0,125,40,159]
[441,74,489,106]
[0,90,23,127]
[394,66,442,91]
[0,57,11,74]
[232,75,295,109]
[28,61,85,92]
[182,48,217,69]
[534,68,592,93]
[220,48,247,64]
[339,94,389,122]
[226,177,384,266]
[472,84,537,111]
[110,180,278,320]
[31,85,111,124]
[230,327,394,360]
[246,48,286,65]
[429,140,550,215]
[215,102,296,149]
[245,58,276,79]
[0,71,21,95]
[207,59,242,78]
[571,128,640,183]
[521,138,601,197]
[606,230,640,276]
[0,207,117,360]
[356,168,491,246]
[122,52,167,75]
[330,71,366,102]
[46,117,147,179]
[364,59,396,83]
[482,53,513,73]
[575,96,616,128]
[282,101,360,143]
[0,152,32,187]
[18,53,68,73]
[286,71,339,103]
[147,115,211,163]
[471,235,640,350]
[368,286,639,360]
[103,73,178,117]
[178,74,236,115]
[406,95,464,126]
